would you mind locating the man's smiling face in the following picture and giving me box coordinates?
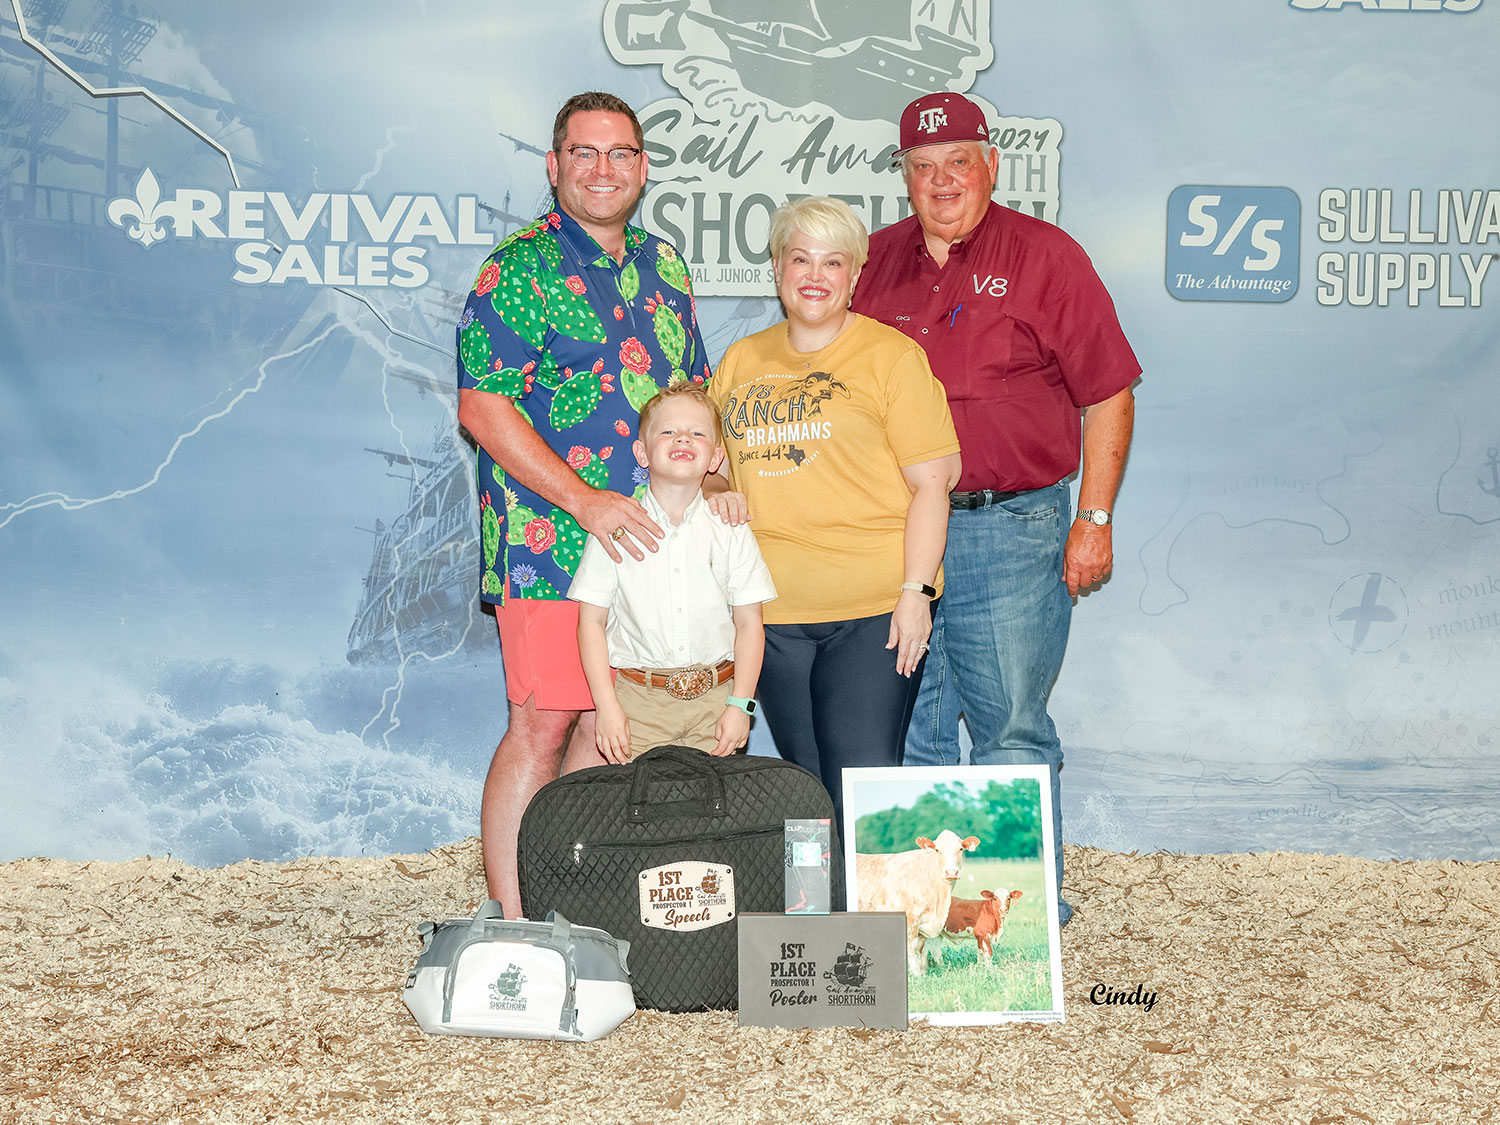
[902,140,999,245]
[546,110,648,241]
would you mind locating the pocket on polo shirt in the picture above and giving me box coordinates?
[981,320,1063,407]
[944,311,1020,401]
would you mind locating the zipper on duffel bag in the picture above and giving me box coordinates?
[571,826,782,866]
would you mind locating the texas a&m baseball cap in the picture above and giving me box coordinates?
[893,92,991,162]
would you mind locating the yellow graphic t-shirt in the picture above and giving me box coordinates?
[710,314,959,625]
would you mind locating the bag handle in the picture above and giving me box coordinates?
[626,745,728,822]
[467,903,574,942]
[545,911,581,1037]
[440,907,582,1031]
[468,899,506,933]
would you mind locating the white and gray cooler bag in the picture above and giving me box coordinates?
[402,901,634,1040]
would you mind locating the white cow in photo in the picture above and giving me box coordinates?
[855,830,981,975]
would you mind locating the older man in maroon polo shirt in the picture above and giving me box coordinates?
[851,92,1141,926]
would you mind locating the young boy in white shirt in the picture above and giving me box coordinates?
[568,381,777,763]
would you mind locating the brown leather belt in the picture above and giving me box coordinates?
[617,658,735,701]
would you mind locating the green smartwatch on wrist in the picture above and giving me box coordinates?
[727,695,757,715]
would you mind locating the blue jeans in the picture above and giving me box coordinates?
[905,481,1073,924]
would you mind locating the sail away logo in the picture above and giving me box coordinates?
[603,0,1063,297]
[106,168,495,288]
[488,964,529,1012]
[605,0,994,124]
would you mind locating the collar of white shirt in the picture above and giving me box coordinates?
[639,485,707,531]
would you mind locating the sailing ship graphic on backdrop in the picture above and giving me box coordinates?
[607,0,990,122]
[346,423,488,666]
[603,0,1061,299]
[0,0,486,669]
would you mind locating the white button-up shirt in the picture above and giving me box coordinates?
[567,488,777,670]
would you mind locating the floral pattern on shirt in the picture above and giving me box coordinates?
[457,210,710,601]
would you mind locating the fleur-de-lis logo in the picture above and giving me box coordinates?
[107,168,179,248]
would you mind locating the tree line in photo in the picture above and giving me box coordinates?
[854,780,1043,859]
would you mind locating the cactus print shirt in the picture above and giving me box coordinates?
[457,207,711,603]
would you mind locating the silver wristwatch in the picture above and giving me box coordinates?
[1075,508,1112,526]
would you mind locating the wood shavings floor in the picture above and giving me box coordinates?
[3,842,1497,1124]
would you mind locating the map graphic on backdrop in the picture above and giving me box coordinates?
[2,1,1498,871]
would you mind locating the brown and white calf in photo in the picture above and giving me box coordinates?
[938,888,1023,967]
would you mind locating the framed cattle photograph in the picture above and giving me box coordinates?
[842,765,1066,1025]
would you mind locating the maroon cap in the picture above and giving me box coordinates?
[893,93,991,161]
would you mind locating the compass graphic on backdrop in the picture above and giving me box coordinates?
[1328,572,1408,654]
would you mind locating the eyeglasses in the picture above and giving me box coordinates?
[562,144,643,170]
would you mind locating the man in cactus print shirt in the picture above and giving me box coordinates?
[457,92,722,916]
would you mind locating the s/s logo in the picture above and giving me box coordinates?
[1166,186,1300,303]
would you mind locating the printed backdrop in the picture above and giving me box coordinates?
[3,0,1497,866]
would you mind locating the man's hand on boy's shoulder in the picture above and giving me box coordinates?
[713,707,751,755]
[577,489,663,563]
[701,471,749,525]
[704,489,750,526]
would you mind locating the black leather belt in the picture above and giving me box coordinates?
[949,488,1024,510]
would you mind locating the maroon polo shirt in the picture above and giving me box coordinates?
[852,203,1140,493]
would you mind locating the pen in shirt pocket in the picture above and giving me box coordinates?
[947,303,963,327]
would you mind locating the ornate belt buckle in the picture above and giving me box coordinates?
[665,667,713,701]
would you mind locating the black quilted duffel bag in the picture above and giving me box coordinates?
[517,745,841,1012]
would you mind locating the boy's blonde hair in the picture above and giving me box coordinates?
[636,380,724,447]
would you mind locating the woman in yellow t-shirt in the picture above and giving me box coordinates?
[709,197,961,828]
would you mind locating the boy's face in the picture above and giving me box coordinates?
[633,397,725,482]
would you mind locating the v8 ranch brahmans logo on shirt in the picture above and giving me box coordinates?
[721,371,838,477]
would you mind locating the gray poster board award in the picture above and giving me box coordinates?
[737,912,908,1030]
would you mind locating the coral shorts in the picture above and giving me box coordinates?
[494,596,595,712]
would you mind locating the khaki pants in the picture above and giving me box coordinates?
[614,675,733,761]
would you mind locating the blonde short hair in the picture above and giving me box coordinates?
[637,380,723,447]
[767,196,869,272]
